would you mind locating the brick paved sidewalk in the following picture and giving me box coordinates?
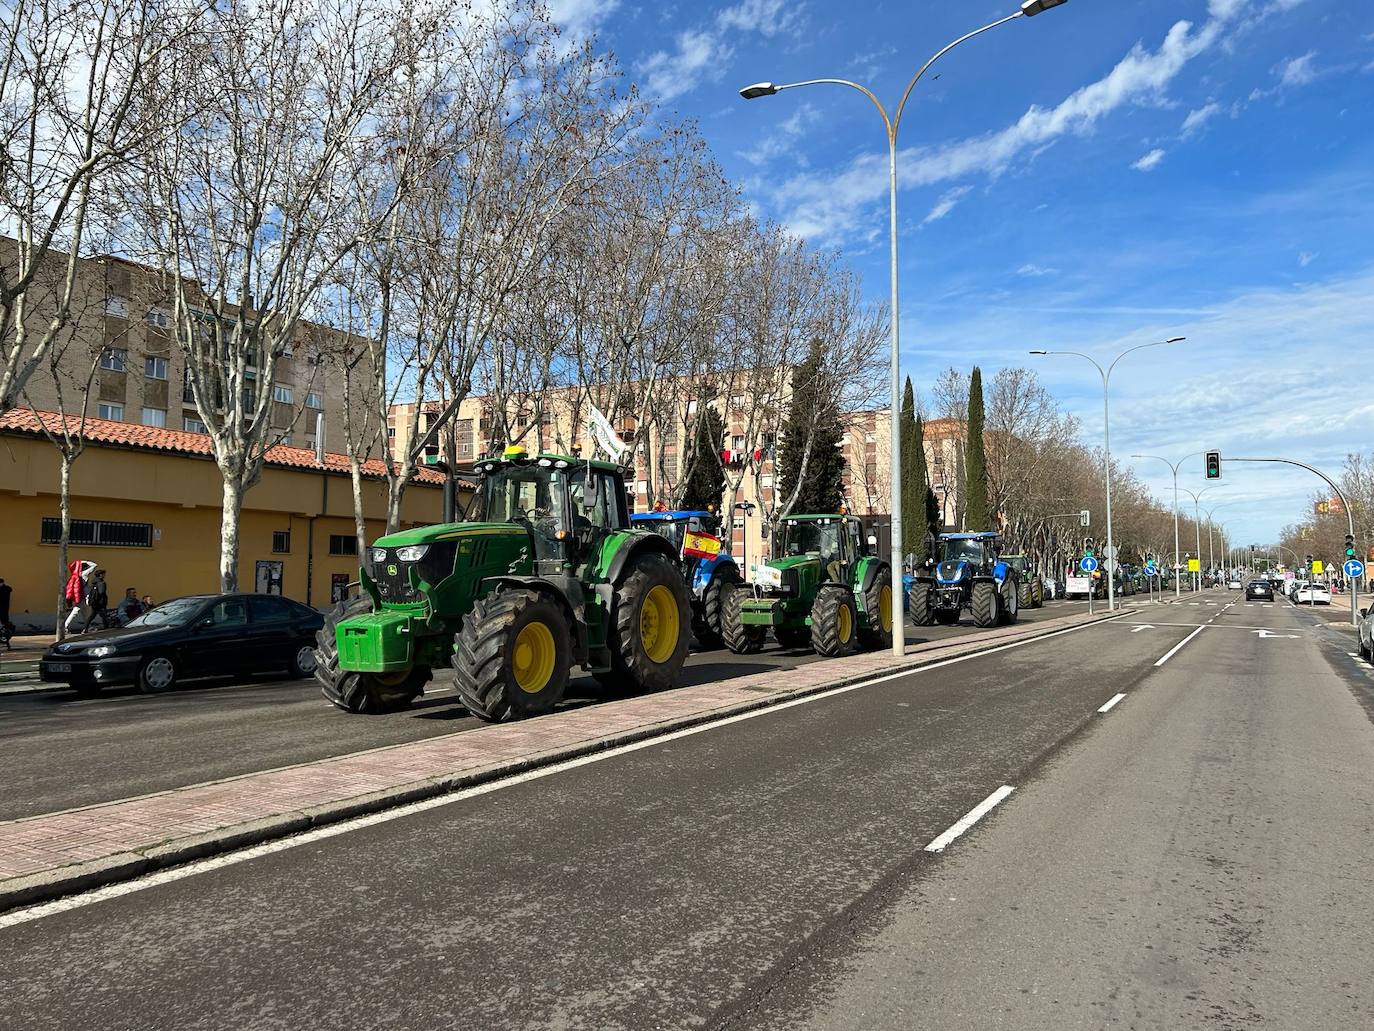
[0,608,1125,911]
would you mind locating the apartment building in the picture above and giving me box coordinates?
[8,240,352,454]
[840,411,965,529]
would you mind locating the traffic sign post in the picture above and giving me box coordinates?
[1080,556,1098,614]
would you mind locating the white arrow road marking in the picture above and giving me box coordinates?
[1131,625,1154,632]
[1251,629,1300,639]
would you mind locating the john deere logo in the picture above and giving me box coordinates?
[387,564,398,576]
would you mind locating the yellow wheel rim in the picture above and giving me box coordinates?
[640,584,680,665]
[837,603,853,643]
[512,620,556,694]
[878,585,893,632]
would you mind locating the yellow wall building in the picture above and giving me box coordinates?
[0,411,449,629]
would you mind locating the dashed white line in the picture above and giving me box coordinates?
[925,785,1015,853]
[1098,693,1126,713]
[1155,624,1207,667]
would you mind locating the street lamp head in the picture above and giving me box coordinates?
[1021,0,1069,15]
[1165,335,1186,344]
[1028,349,1047,355]
[739,82,780,100]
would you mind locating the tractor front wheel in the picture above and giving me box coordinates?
[316,596,382,713]
[971,581,999,628]
[908,583,934,627]
[454,589,571,722]
[859,568,894,650]
[811,584,859,658]
[334,666,430,715]
[606,553,691,693]
[693,571,737,649]
[722,583,766,654]
[1032,579,1045,607]
[1000,582,1020,626]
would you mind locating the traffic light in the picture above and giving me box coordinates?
[1305,553,1313,567]
[1346,534,1357,560]
[1084,537,1095,557]
[1205,450,1221,480]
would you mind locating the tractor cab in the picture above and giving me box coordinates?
[774,514,867,584]
[634,510,723,552]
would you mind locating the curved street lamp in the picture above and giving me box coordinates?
[743,0,1071,656]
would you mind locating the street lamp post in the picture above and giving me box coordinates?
[1131,449,1203,599]
[1179,485,1223,591]
[743,0,1071,659]
[1032,336,1186,611]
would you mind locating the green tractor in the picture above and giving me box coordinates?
[721,513,893,657]
[314,446,691,722]
[1002,554,1045,609]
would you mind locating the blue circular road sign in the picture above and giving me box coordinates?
[1345,559,1365,579]
[1080,556,1099,573]
[1145,561,1157,575]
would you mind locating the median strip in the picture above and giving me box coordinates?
[0,606,1128,916]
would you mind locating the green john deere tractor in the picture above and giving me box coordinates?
[1002,554,1045,609]
[314,446,691,721]
[721,513,893,657]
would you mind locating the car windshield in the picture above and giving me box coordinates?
[941,538,988,564]
[776,521,841,561]
[125,597,206,627]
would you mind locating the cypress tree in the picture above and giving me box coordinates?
[777,342,846,514]
[680,405,726,511]
[964,366,991,531]
[900,379,918,561]
[914,412,941,562]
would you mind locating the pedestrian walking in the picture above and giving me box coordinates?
[141,593,155,610]
[116,587,144,625]
[63,560,97,633]
[83,570,110,632]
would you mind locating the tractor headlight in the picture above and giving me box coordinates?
[88,645,118,658]
[394,545,430,562]
[370,548,387,565]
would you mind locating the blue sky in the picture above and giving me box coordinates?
[551,0,1373,549]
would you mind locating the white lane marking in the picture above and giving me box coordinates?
[0,615,1125,930]
[1115,621,1304,633]
[1155,624,1207,667]
[925,785,1015,854]
[1098,693,1126,713]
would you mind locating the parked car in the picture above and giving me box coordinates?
[1245,579,1274,601]
[1294,582,1332,605]
[1359,606,1373,662]
[39,593,324,695]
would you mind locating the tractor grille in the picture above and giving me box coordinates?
[373,542,459,603]
[936,560,965,584]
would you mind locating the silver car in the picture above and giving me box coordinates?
[1359,605,1373,662]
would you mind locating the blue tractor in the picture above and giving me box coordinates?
[631,510,742,648]
[907,531,1020,629]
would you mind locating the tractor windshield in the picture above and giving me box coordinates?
[477,465,568,555]
[644,519,685,549]
[1005,555,1027,574]
[776,520,842,564]
[941,538,989,565]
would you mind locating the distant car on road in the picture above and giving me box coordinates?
[1359,606,1373,662]
[1245,579,1274,601]
[1294,583,1332,605]
[1227,577,1243,591]
[40,593,324,695]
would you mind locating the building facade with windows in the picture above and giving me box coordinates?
[0,410,447,630]
[6,239,354,455]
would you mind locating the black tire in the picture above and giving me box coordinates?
[1000,581,1019,626]
[908,582,934,627]
[315,595,372,709]
[336,666,430,715]
[775,625,811,649]
[1032,579,1045,607]
[606,553,692,694]
[1018,581,1034,610]
[971,581,998,628]
[811,584,859,658]
[858,567,894,650]
[454,589,570,722]
[722,582,766,654]
[693,571,737,649]
[137,653,178,694]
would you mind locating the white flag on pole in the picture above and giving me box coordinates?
[588,406,629,461]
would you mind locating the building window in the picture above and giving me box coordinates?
[732,434,745,451]
[387,427,396,438]
[272,385,293,404]
[272,530,291,554]
[97,402,124,421]
[141,407,166,428]
[865,432,876,444]
[730,393,745,410]
[762,474,774,487]
[328,534,357,557]
[144,356,168,380]
[182,368,196,404]
[184,417,206,433]
[686,400,698,417]
[41,517,153,548]
[305,392,322,409]
[100,348,127,372]
[145,307,171,330]
[104,295,129,318]
[636,480,648,494]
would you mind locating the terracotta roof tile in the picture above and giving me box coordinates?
[0,409,466,488]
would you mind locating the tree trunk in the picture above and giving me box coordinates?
[56,452,74,641]
[386,478,405,535]
[220,478,244,592]
[349,457,370,572]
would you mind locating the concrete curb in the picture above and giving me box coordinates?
[1,607,1130,914]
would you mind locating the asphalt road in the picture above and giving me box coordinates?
[0,600,1074,820]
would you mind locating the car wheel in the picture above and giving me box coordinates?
[138,654,178,694]
[289,643,318,679]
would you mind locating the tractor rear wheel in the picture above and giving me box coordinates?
[722,583,766,654]
[971,581,999,628]
[1018,581,1034,610]
[908,582,934,627]
[811,584,859,658]
[858,568,894,650]
[454,589,571,722]
[606,553,691,693]
[775,625,811,649]
[1032,579,1045,607]
[1000,582,1020,626]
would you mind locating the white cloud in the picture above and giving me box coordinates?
[1298,251,1318,267]
[716,0,800,38]
[737,103,819,167]
[636,0,803,103]
[1132,148,1167,171]
[1180,101,1222,136]
[1017,264,1058,277]
[922,186,972,226]
[546,0,619,40]
[1277,50,1318,87]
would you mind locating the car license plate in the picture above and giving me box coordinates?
[48,662,72,673]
